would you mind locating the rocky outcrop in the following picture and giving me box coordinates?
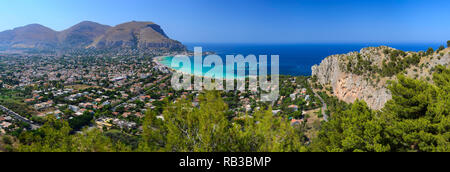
[312,47,393,110]
[312,46,450,110]
[332,73,392,110]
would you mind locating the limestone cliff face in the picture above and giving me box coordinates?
[312,48,391,110]
[312,46,450,110]
[329,72,391,110]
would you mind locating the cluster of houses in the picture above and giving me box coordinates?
[0,115,13,134]
[19,66,171,130]
[33,100,54,110]
[277,87,311,112]
[0,54,157,90]
[95,117,137,130]
[275,77,321,125]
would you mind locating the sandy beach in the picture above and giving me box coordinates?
[152,55,268,83]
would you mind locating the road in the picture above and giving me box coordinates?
[0,105,40,130]
[313,91,328,122]
[308,79,329,122]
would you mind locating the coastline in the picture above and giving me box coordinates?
[152,55,261,81]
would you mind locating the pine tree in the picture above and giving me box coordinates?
[383,70,449,152]
[162,92,230,152]
[312,100,390,152]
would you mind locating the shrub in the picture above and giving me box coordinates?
[426,47,434,55]
[437,45,445,53]
[2,136,12,145]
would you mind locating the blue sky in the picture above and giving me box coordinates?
[0,0,449,43]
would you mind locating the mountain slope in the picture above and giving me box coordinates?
[89,21,185,51]
[0,24,58,49]
[58,21,111,48]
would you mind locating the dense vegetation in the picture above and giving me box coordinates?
[379,49,422,77]
[344,49,424,78]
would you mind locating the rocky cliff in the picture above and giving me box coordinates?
[312,46,450,110]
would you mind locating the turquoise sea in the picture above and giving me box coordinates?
[158,43,443,78]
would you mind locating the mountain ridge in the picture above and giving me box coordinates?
[88,21,184,50]
[0,21,186,52]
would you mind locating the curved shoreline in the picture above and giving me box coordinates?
[152,56,170,66]
[152,55,257,81]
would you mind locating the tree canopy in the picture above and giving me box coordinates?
[139,92,307,152]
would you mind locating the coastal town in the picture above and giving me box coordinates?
[0,52,325,139]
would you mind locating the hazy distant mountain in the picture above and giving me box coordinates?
[58,21,111,48]
[0,30,14,47]
[0,24,58,49]
[0,21,185,52]
[89,21,185,50]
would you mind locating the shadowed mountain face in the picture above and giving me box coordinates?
[0,21,186,52]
